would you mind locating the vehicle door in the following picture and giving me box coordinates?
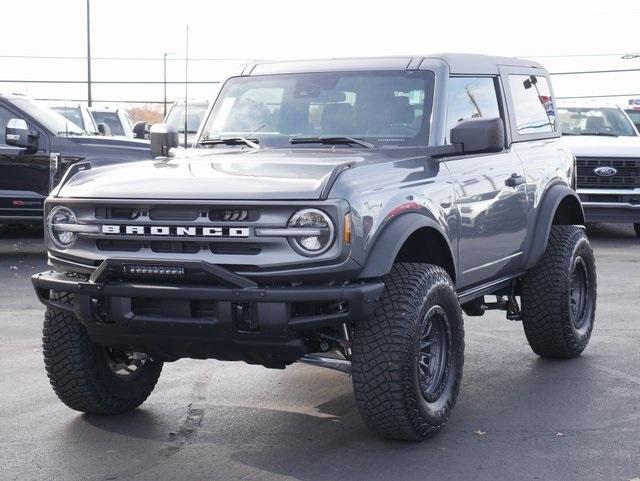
[0,103,51,220]
[441,76,528,289]
[498,67,567,255]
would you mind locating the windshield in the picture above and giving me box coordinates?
[199,70,434,148]
[558,107,637,137]
[51,106,84,129]
[11,98,85,135]
[92,111,125,136]
[166,103,208,133]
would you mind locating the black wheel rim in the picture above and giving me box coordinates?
[570,257,589,329]
[104,348,148,381]
[418,306,449,401]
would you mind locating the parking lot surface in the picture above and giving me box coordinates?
[1,224,639,481]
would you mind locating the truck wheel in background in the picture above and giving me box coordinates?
[42,291,163,414]
[521,225,597,358]
[351,263,464,441]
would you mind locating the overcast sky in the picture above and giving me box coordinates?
[1,0,639,106]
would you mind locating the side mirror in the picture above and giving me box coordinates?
[133,120,148,139]
[97,123,111,136]
[6,118,39,153]
[449,117,505,155]
[150,123,179,157]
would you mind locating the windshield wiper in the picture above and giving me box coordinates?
[57,130,87,136]
[289,136,374,148]
[589,132,619,137]
[199,137,261,150]
[563,132,619,137]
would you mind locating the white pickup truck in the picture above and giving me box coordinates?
[558,100,640,237]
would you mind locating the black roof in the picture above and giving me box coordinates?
[246,53,545,76]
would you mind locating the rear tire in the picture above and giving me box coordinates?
[351,263,464,441]
[634,223,640,238]
[42,291,163,414]
[521,226,597,358]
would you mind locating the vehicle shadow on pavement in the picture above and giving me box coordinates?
[54,347,640,481]
[73,409,170,441]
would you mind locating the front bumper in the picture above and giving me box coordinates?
[32,265,384,366]
[578,188,640,223]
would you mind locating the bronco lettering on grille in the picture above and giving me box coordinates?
[101,225,250,237]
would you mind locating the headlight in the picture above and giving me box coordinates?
[287,208,334,256]
[47,206,78,249]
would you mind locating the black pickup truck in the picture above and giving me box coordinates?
[0,94,151,223]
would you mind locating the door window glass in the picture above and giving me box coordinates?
[446,77,501,143]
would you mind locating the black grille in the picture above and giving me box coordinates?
[97,239,143,252]
[576,157,640,188]
[150,241,201,254]
[131,298,218,319]
[149,208,201,221]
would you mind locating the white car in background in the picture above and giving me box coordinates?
[49,103,99,135]
[89,106,135,137]
[558,99,640,236]
[164,99,210,147]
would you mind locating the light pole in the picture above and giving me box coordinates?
[163,52,175,118]
[86,0,92,106]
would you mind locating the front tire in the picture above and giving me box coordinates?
[351,263,464,441]
[521,225,597,358]
[42,292,163,414]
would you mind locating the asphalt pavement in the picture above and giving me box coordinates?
[1,223,638,481]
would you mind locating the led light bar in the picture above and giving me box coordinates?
[123,265,185,276]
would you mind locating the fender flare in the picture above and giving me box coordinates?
[358,213,456,279]
[524,184,585,270]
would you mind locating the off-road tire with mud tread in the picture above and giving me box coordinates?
[351,263,464,441]
[42,291,163,414]
[521,225,597,358]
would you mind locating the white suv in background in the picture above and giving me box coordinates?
[558,99,640,236]
[49,103,99,135]
[89,106,135,137]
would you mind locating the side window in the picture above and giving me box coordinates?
[508,74,556,135]
[446,77,501,142]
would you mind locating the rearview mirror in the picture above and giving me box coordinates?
[450,117,505,155]
[6,118,39,153]
[150,123,179,158]
[133,120,148,139]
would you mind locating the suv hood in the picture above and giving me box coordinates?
[562,135,640,157]
[56,148,387,200]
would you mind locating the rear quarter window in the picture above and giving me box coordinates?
[508,74,556,135]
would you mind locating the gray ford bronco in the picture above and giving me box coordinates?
[33,54,597,441]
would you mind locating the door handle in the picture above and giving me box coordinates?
[505,173,525,188]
